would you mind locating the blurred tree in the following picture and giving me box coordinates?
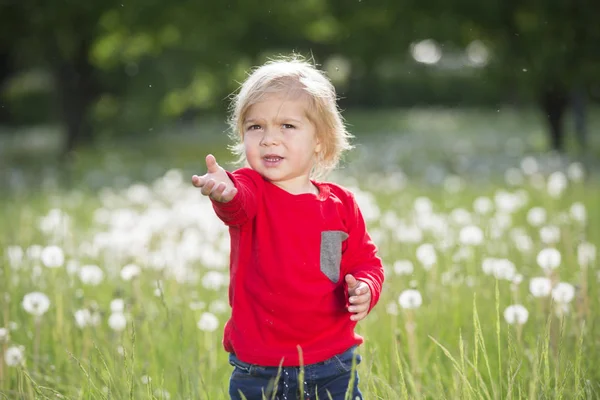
[445,0,600,151]
[1,0,598,155]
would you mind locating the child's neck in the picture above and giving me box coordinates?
[271,179,319,195]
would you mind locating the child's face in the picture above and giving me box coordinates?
[242,93,321,192]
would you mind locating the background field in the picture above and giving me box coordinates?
[1,107,599,399]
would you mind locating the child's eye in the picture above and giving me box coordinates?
[282,124,295,129]
[247,125,261,130]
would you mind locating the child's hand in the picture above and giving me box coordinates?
[345,274,372,322]
[192,154,238,203]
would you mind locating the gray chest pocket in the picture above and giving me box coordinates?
[320,230,349,283]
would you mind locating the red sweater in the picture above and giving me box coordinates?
[211,168,384,366]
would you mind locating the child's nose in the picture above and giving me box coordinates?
[260,127,281,146]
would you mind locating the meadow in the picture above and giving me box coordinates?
[0,108,598,399]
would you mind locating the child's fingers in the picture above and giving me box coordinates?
[205,154,220,173]
[349,292,371,306]
[350,310,368,322]
[220,187,238,203]
[210,182,227,201]
[348,302,369,314]
[200,179,216,196]
[192,175,206,188]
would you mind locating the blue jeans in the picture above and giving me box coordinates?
[228,346,363,400]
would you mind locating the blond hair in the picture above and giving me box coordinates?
[228,55,353,179]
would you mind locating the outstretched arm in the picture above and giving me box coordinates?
[192,154,238,203]
[192,155,261,226]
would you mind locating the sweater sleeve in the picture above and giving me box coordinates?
[340,192,385,313]
[211,168,263,226]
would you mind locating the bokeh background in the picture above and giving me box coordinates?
[1,1,599,399]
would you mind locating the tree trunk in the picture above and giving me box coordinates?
[0,50,13,125]
[571,87,587,150]
[539,85,568,152]
[54,40,99,158]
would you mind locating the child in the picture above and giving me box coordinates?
[192,56,384,400]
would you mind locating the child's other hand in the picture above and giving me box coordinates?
[345,274,371,322]
[192,154,238,203]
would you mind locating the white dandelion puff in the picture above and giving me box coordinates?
[473,196,494,215]
[537,248,561,271]
[416,243,437,270]
[398,290,423,310]
[73,309,92,329]
[459,225,484,246]
[22,292,50,317]
[4,345,25,367]
[201,271,227,291]
[386,302,399,316]
[108,313,127,332]
[6,245,24,269]
[120,263,141,281]
[197,312,219,332]
[413,197,433,215]
[577,242,596,268]
[393,260,414,276]
[569,202,587,223]
[526,207,547,227]
[110,299,125,313]
[567,162,585,182]
[520,156,538,175]
[79,265,104,286]
[504,304,529,325]
[40,245,65,268]
[547,171,568,198]
[551,282,575,304]
[0,327,9,343]
[529,277,552,298]
[209,300,229,314]
[539,225,561,245]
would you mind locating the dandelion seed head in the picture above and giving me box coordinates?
[393,260,414,276]
[520,157,538,175]
[529,277,552,297]
[567,162,585,182]
[386,302,399,316]
[79,265,104,286]
[459,225,483,246]
[413,197,433,215]
[504,304,529,325]
[110,299,125,313]
[4,345,25,367]
[7,245,24,268]
[577,242,596,268]
[22,292,50,317]
[73,309,92,328]
[416,243,437,269]
[540,225,561,245]
[197,312,219,332]
[0,327,9,343]
[547,171,568,198]
[526,207,547,227]
[569,202,587,223]
[108,312,127,332]
[120,263,141,281]
[536,248,561,270]
[40,245,65,268]
[473,196,494,215]
[551,282,575,304]
[398,289,423,309]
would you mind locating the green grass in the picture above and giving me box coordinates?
[1,108,599,399]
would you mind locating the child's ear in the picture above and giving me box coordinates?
[315,138,322,154]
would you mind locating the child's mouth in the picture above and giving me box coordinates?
[263,155,284,166]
